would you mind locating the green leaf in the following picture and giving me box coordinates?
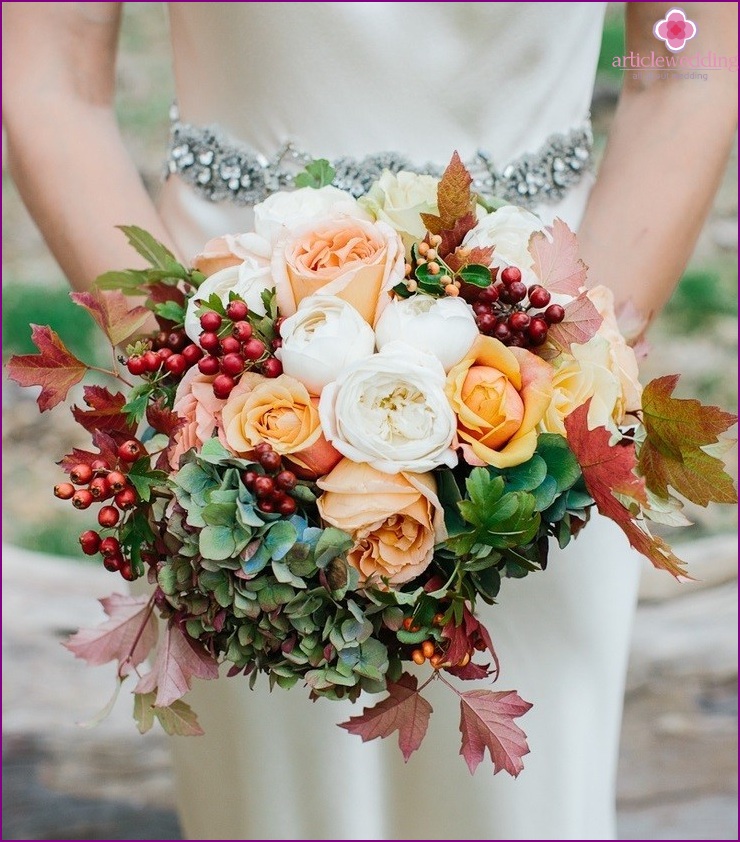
[127,459,168,503]
[154,301,187,325]
[314,527,354,569]
[201,502,237,527]
[293,159,336,189]
[241,542,271,576]
[414,261,445,295]
[199,437,239,465]
[436,468,466,536]
[531,475,559,512]
[95,269,150,293]
[494,455,548,492]
[536,434,581,492]
[200,525,237,561]
[265,520,298,561]
[117,225,181,272]
[459,264,492,287]
[122,383,153,425]
[565,488,594,510]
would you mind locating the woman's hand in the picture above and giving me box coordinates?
[2,2,178,290]
[578,2,737,335]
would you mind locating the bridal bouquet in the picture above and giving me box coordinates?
[9,154,736,775]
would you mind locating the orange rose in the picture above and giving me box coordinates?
[317,460,446,587]
[221,374,341,477]
[446,335,553,468]
[169,369,263,469]
[191,233,271,278]
[272,217,405,325]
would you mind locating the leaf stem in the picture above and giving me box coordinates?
[118,594,157,680]
[87,364,134,388]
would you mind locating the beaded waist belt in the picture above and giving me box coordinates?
[165,109,593,209]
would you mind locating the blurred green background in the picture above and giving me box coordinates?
[2,3,737,555]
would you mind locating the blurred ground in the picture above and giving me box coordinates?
[2,3,737,840]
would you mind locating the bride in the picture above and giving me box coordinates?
[4,3,737,839]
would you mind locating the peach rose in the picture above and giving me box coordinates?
[272,217,405,325]
[317,459,446,587]
[169,369,263,468]
[221,374,341,477]
[191,232,271,278]
[446,335,553,468]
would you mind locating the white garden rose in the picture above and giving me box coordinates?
[375,294,479,372]
[463,205,545,286]
[254,185,369,245]
[360,170,439,243]
[184,257,273,344]
[276,295,376,395]
[318,342,458,474]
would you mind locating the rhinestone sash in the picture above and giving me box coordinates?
[165,109,593,209]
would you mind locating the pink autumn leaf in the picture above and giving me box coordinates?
[547,292,603,350]
[135,622,219,707]
[338,672,433,762]
[71,289,150,346]
[63,594,158,676]
[528,218,588,296]
[459,689,532,776]
[6,325,88,411]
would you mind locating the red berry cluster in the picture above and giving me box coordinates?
[470,266,565,349]
[54,439,144,581]
[126,328,203,379]
[242,443,298,516]
[194,300,283,400]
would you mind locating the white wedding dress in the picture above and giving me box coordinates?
[157,4,642,839]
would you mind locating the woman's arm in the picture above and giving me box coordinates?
[578,2,737,330]
[2,2,177,291]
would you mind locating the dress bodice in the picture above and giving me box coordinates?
[160,1,606,263]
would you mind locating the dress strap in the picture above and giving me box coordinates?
[165,106,593,209]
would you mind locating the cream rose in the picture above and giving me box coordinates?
[540,337,623,435]
[221,373,340,477]
[272,216,405,326]
[276,295,375,395]
[318,342,457,474]
[317,459,447,587]
[586,285,642,419]
[463,205,545,287]
[374,294,479,373]
[360,170,439,244]
[254,185,369,245]
[184,257,273,345]
[446,335,553,468]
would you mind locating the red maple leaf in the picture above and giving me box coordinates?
[63,594,158,676]
[529,218,588,296]
[144,281,186,308]
[459,689,532,776]
[338,672,433,761]
[135,622,219,707]
[442,605,497,678]
[446,244,496,273]
[72,385,136,438]
[147,399,186,437]
[59,430,121,473]
[564,401,689,578]
[638,375,737,506]
[419,153,477,256]
[546,292,603,351]
[7,325,88,411]
[71,289,150,346]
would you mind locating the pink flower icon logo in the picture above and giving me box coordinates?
[653,8,697,52]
